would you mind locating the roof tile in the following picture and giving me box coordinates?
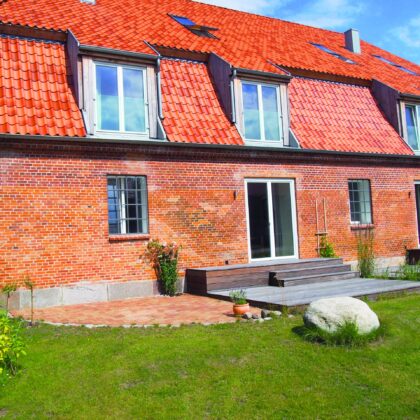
[290,77,413,155]
[0,35,85,137]
[0,0,418,95]
[160,58,243,146]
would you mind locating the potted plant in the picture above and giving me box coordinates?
[229,290,249,316]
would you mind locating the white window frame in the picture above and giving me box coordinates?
[403,103,420,152]
[348,179,373,225]
[240,80,284,145]
[107,176,149,235]
[244,178,299,262]
[93,61,149,139]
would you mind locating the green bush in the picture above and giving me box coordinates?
[145,240,181,296]
[357,230,375,278]
[395,263,420,281]
[319,236,337,258]
[0,311,26,376]
[296,321,385,347]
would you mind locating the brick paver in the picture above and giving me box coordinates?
[11,294,260,327]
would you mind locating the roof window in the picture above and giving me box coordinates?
[170,14,218,39]
[311,43,355,64]
[372,55,417,76]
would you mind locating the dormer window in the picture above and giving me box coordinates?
[241,81,283,143]
[95,63,148,134]
[405,104,419,151]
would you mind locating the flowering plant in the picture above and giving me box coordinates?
[145,240,181,296]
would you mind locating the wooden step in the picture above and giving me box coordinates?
[185,258,346,294]
[272,271,358,287]
[269,263,351,283]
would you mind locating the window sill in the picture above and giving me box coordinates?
[350,224,375,231]
[109,234,150,242]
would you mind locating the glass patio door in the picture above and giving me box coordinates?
[246,179,298,260]
[415,184,420,243]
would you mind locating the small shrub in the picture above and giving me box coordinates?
[295,321,385,347]
[357,230,375,278]
[319,235,337,258]
[229,290,247,305]
[0,311,26,376]
[145,240,181,296]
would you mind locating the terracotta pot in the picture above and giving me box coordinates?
[233,303,250,316]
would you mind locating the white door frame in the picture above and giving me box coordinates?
[244,178,299,261]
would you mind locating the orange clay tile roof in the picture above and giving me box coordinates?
[0,0,419,95]
[0,35,86,137]
[290,77,413,155]
[160,59,243,146]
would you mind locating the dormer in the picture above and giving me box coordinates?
[65,31,165,141]
[207,53,294,148]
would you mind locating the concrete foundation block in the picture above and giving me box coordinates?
[62,282,108,305]
[348,256,405,272]
[108,280,154,301]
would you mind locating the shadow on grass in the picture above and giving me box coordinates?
[292,321,387,348]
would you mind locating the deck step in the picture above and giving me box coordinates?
[269,263,351,280]
[271,270,358,287]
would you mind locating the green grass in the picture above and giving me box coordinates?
[1,294,420,419]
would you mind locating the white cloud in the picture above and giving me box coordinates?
[283,0,365,29]
[390,15,420,49]
[192,0,275,14]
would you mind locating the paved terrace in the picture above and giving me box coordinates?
[11,294,260,327]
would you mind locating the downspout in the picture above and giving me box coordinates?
[144,41,164,120]
[230,68,237,124]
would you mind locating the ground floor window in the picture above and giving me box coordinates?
[348,179,372,224]
[107,176,148,234]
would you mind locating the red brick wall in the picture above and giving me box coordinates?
[1,140,420,288]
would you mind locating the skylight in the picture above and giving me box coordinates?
[169,14,218,39]
[311,43,355,64]
[171,15,196,27]
[372,55,417,76]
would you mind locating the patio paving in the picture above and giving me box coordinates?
[11,294,260,327]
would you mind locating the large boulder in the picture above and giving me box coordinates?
[303,297,380,334]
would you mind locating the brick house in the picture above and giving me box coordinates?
[1,0,419,308]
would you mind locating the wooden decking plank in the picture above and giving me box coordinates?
[209,278,420,307]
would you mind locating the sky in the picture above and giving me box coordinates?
[195,0,420,64]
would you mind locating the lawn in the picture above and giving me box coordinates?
[1,294,420,419]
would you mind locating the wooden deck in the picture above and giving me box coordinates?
[185,258,349,294]
[186,259,420,308]
[209,278,420,308]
